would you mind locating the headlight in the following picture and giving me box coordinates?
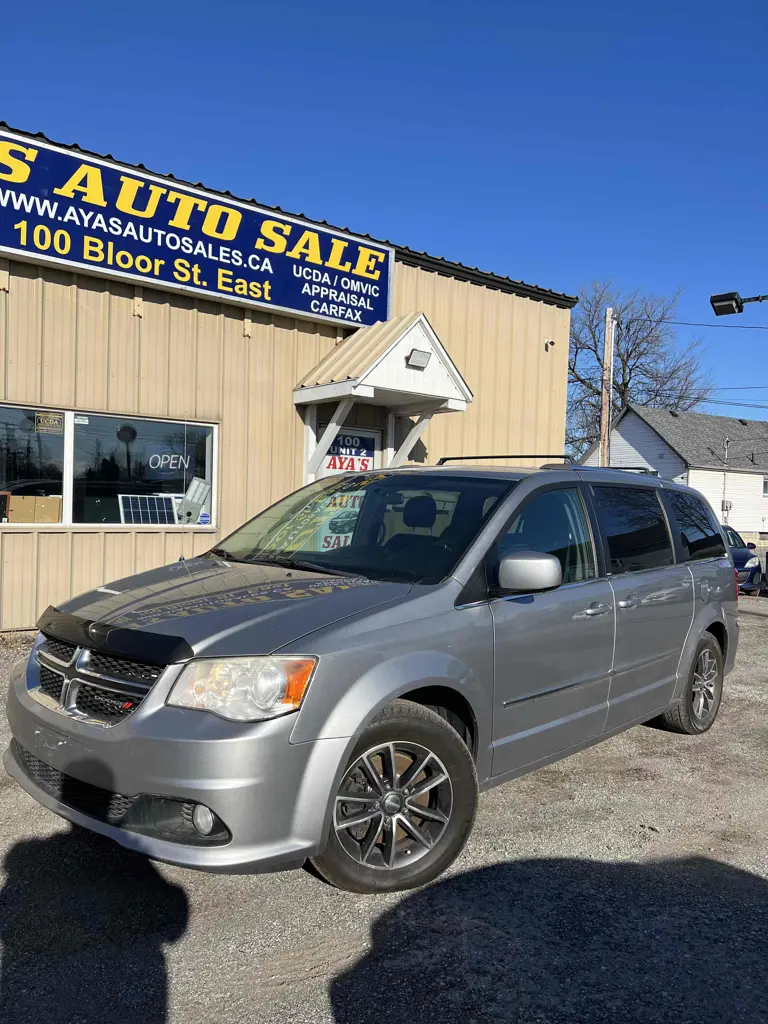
[167,656,317,722]
[745,556,760,568]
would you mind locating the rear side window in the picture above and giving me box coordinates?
[667,490,727,561]
[592,486,673,573]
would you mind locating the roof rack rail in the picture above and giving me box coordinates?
[578,465,659,476]
[436,454,571,466]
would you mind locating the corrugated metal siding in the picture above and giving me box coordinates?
[0,260,341,628]
[392,263,569,465]
[688,468,768,533]
[584,410,688,480]
[0,257,570,628]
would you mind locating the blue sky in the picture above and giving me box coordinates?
[2,0,767,412]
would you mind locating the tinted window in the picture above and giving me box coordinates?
[592,486,673,573]
[668,491,727,560]
[495,487,595,584]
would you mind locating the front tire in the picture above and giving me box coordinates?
[658,633,724,735]
[311,700,478,894]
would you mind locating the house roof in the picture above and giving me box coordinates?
[1,122,578,310]
[623,405,768,472]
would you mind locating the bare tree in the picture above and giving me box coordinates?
[567,282,713,458]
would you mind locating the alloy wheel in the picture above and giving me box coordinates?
[334,741,453,871]
[692,648,719,722]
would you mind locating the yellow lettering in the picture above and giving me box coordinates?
[248,281,262,299]
[235,278,248,296]
[167,191,208,230]
[353,247,386,280]
[0,142,37,183]
[217,267,233,292]
[53,163,107,207]
[202,204,241,241]
[254,219,291,254]
[173,258,191,282]
[116,175,167,218]
[263,280,271,301]
[325,237,352,273]
[83,235,104,261]
[285,229,323,265]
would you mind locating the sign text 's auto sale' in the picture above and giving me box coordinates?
[0,131,392,326]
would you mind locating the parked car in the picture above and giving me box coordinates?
[4,465,738,894]
[723,525,762,594]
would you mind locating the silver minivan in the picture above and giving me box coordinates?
[4,464,738,893]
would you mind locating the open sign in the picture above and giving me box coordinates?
[145,447,191,478]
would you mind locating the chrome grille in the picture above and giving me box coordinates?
[32,636,165,725]
[84,649,162,682]
[38,664,65,702]
[40,634,77,666]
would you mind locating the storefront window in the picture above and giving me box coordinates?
[0,404,215,527]
[0,404,64,523]
[73,414,214,525]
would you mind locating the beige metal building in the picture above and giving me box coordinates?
[0,126,575,629]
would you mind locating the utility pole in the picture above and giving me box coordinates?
[722,435,730,524]
[599,307,616,467]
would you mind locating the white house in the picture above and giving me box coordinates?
[582,404,768,542]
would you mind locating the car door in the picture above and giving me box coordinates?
[489,484,615,778]
[588,483,694,730]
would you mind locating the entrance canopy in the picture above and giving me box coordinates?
[294,312,472,475]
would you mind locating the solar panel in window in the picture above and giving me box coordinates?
[118,494,178,526]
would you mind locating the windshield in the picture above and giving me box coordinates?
[212,472,516,584]
[724,527,745,548]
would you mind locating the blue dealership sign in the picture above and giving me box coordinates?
[0,129,393,326]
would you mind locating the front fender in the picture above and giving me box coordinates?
[288,648,492,858]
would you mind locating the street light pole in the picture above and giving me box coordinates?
[599,307,616,467]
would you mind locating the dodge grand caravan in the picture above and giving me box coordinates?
[4,465,738,893]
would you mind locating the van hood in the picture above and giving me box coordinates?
[39,556,412,663]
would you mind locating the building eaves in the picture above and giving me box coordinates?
[2,122,578,311]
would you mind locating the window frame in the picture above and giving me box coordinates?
[485,482,601,595]
[588,482,676,576]
[0,402,218,530]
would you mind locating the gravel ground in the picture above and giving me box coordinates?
[0,619,766,1023]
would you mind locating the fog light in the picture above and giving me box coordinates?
[192,803,215,836]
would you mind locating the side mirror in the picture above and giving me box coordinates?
[497,551,562,593]
[748,542,757,550]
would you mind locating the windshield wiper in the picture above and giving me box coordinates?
[208,547,250,563]
[250,555,364,578]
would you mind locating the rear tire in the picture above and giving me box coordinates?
[311,700,478,894]
[658,633,723,735]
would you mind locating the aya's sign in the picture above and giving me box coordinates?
[320,433,377,475]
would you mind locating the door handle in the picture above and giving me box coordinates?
[618,595,639,609]
[584,602,611,616]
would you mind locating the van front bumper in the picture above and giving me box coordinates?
[4,656,349,873]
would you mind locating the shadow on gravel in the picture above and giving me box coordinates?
[0,760,188,1024]
[330,857,768,1023]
